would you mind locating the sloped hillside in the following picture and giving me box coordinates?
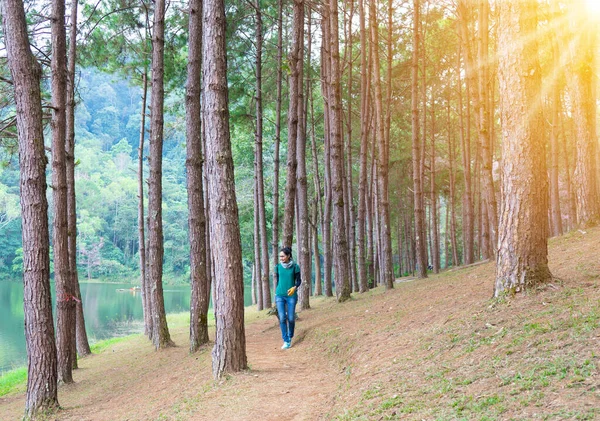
[0,229,598,420]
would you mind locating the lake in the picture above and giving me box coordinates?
[0,280,251,374]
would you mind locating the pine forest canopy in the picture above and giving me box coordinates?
[0,0,599,415]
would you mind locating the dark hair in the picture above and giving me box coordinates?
[280,246,292,257]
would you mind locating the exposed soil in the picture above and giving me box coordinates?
[1,228,599,420]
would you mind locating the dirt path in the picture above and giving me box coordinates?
[0,305,342,421]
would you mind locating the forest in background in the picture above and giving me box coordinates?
[1,0,600,417]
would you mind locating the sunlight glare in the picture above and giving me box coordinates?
[584,0,600,15]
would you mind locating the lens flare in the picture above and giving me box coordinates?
[584,0,600,15]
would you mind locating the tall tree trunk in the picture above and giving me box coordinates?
[370,0,394,289]
[412,0,427,278]
[272,0,284,297]
[253,179,263,309]
[495,0,551,296]
[430,84,440,273]
[3,0,59,413]
[253,0,272,309]
[343,0,357,293]
[356,0,369,293]
[447,97,460,267]
[321,11,333,297]
[327,0,351,301]
[549,31,563,236]
[203,0,247,377]
[66,0,91,359]
[51,0,75,384]
[187,0,210,352]
[148,0,173,349]
[139,72,152,339]
[311,200,322,295]
[561,104,577,230]
[571,27,599,228]
[283,0,303,248]
[296,3,311,310]
[308,11,323,297]
[476,0,497,256]
[456,30,474,265]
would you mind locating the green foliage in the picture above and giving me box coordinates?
[0,366,27,397]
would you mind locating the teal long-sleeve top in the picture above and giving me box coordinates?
[274,262,301,297]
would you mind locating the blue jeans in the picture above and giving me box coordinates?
[275,295,297,343]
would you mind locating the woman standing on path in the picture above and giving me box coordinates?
[275,246,301,349]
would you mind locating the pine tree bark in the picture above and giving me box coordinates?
[370,0,394,289]
[296,3,311,310]
[283,0,303,248]
[272,0,284,297]
[203,0,247,377]
[495,0,552,296]
[3,0,59,413]
[570,26,599,228]
[327,0,351,301]
[51,0,75,384]
[308,11,323,298]
[430,83,440,274]
[476,0,498,256]
[456,22,474,265]
[447,97,460,267]
[356,0,369,293]
[66,0,91,359]
[412,0,427,278]
[549,30,563,236]
[187,0,210,352]
[321,11,334,297]
[148,0,173,349]
[139,72,152,339]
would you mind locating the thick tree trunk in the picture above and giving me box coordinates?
[203,0,247,377]
[148,0,173,349]
[327,0,352,301]
[187,0,210,352]
[412,0,427,278]
[66,0,91,359]
[51,0,75,384]
[495,0,552,296]
[3,0,59,413]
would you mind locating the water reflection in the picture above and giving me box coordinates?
[0,282,191,373]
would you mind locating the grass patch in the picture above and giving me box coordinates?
[0,366,27,397]
[90,334,140,353]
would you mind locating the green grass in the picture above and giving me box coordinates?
[0,366,27,397]
[90,334,140,353]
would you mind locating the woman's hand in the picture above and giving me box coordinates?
[287,286,296,296]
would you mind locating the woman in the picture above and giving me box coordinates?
[274,246,301,349]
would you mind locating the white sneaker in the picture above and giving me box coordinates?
[281,342,291,349]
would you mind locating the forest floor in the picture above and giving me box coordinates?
[1,228,600,420]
